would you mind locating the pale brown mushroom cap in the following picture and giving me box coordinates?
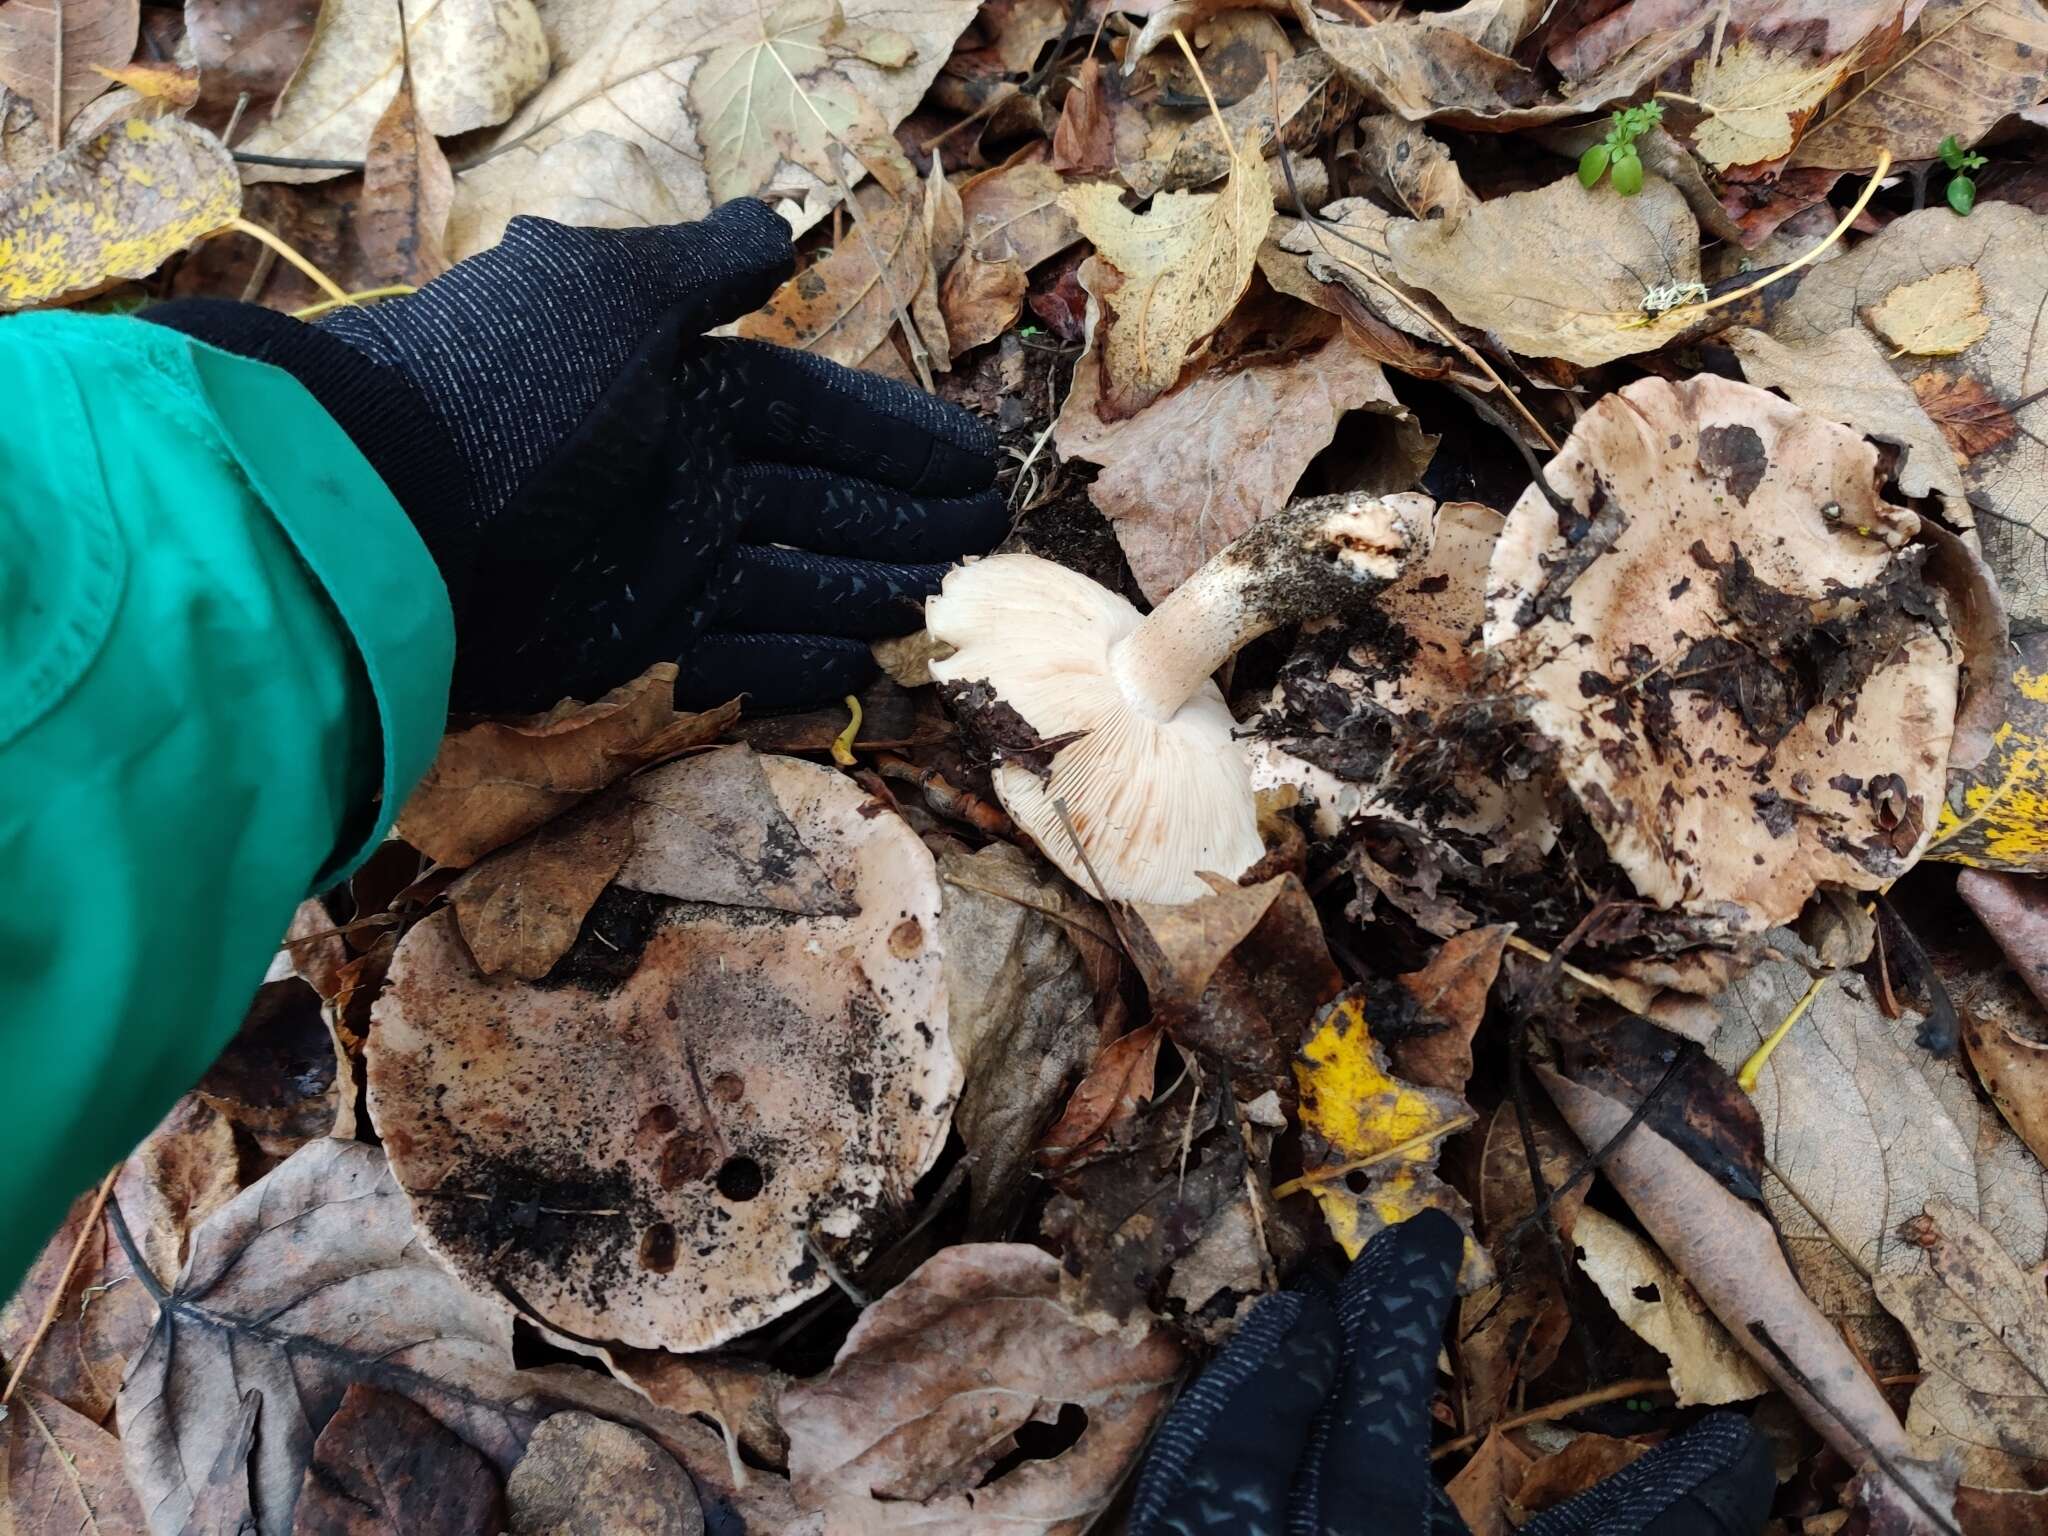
[366,750,956,1352]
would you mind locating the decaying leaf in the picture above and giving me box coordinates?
[1675,35,1857,172]
[447,793,636,980]
[392,663,738,868]
[782,1242,1183,1535]
[356,63,454,285]
[1448,1429,1532,1536]
[369,751,955,1352]
[1960,964,2048,1171]
[234,0,547,182]
[1292,992,1488,1286]
[605,1349,791,1471]
[505,1413,702,1536]
[1868,268,1993,358]
[940,244,1028,352]
[1061,124,1275,417]
[1933,634,2048,873]
[1960,868,2048,1014]
[0,116,239,311]
[293,1385,506,1536]
[1876,1199,2048,1490]
[1572,1207,1771,1406]
[958,147,1080,271]
[1037,1023,1165,1171]
[1387,925,1509,1094]
[4,1386,148,1536]
[187,0,320,122]
[1486,375,1957,934]
[196,935,357,1155]
[448,0,979,259]
[0,0,135,137]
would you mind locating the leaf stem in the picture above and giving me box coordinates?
[291,284,417,319]
[1271,1112,1477,1198]
[1736,971,1829,1092]
[219,217,350,303]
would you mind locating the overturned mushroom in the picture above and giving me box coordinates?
[928,493,1438,903]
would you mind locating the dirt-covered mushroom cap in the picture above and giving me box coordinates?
[1486,375,1958,931]
[928,492,1437,904]
[366,748,956,1353]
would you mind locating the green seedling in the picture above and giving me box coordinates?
[1579,100,1664,196]
[1939,134,1988,215]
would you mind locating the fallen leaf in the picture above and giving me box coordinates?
[4,1386,147,1536]
[1876,1199,2048,1489]
[938,841,1113,1232]
[1056,299,1426,603]
[1960,869,2048,1014]
[0,0,136,135]
[505,1413,701,1536]
[1959,964,2048,1172]
[939,244,1027,351]
[1768,202,2048,629]
[355,61,453,285]
[1513,1435,1650,1514]
[1572,1206,1772,1406]
[369,752,955,1352]
[1146,47,1357,197]
[1290,1,1547,126]
[782,1242,1183,1534]
[1353,113,1474,224]
[1866,268,1992,357]
[1485,375,1957,934]
[1677,35,1856,172]
[235,0,547,183]
[1292,991,1488,1285]
[1706,957,2048,1369]
[187,0,320,123]
[958,147,1080,271]
[93,61,199,110]
[1388,926,1509,1094]
[115,1138,812,1536]
[1933,634,2048,873]
[293,1384,505,1535]
[392,663,737,869]
[1448,1430,1532,1536]
[0,115,240,311]
[447,793,636,980]
[1385,173,1703,367]
[1790,0,2048,171]
[448,0,979,260]
[1061,123,1275,417]
[1037,1023,1165,1170]
[196,944,356,1155]
[605,1350,791,1470]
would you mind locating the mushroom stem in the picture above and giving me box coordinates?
[1109,493,1435,720]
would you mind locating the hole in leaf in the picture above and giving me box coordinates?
[976,1403,1089,1486]
[716,1155,767,1202]
[1632,1282,1660,1304]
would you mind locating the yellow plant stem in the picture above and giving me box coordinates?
[216,216,350,303]
[831,695,864,766]
[1270,1112,1476,1199]
[292,284,417,320]
[1737,971,1830,1092]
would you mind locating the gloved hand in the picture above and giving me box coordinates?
[1130,1210,1776,1536]
[148,201,1005,712]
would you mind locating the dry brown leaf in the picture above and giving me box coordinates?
[939,245,1027,352]
[392,663,737,869]
[1960,964,2048,1172]
[1056,303,1428,604]
[0,115,240,311]
[1514,1435,1650,1514]
[356,62,453,285]
[1769,202,2048,629]
[1354,114,1474,224]
[1385,173,1702,367]
[197,934,357,1154]
[1707,957,2048,1369]
[1145,47,1356,197]
[4,1386,147,1536]
[188,0,319,122]
[1448,1430,1533,1536]
[1037,1023,1165,1170]
[1572,1207,1772,1406]
[1960,869,2048,1014]
[1876,1200,2048,1490]
[606,1349,791,1469]
[1389,925,1509,1094]
[94,61,199,110]
[782,1242,1183,1534]
[958,148,1080,271]
[293,1384,506,1536]
[1289,0,1546,125]
[449,0,978,259]
[505,1413,702,1536]
[1061,124,1275,418]
[370,752,954,1352]
[1485,375,1957,934]
[0,0,135,135]
[115,1138,813,1536]
[447,793,635,980]
[1791,0,2048,170]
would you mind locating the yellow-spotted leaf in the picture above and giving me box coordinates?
[1932,633,2048,873]
[1290,991,1490,1288]
[0,117,239,311]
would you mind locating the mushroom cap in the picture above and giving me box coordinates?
[366,750,956,1352]
[927,553,1264,904]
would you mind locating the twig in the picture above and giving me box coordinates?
[1431,1378,1673,1459]
[102,1197,168,1306]
[1270,1112,1476,1197]
[2,1168,119,1405]
[50,0,62,153]
[232,151,368,171]
[804,1230,871,1307]
[1502,934,1643,1010]
[221,89,249,146]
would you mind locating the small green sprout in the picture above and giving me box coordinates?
[1939,134,1988,215]
[1579,100,1664,196]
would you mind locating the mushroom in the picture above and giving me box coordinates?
[927,492,1438,903]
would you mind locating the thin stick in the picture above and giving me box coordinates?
[219,217,350,303]
[1503,934,1643,1009]
[1270,1112,1476,1197]
[222,89,249,145]
[290,284,417,320]
[233,151,367,171]
[1431,1378,1673,1459]
[2,1168,119,1405]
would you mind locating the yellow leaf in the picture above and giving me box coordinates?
[93,61,201,110]
[1865,267,1991,357]
[1686,38,1841,171]
[1932,633,2048,872]
[0,116,239,311]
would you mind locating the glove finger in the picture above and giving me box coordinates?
[738,464,1011,562]
[1516,1414,1775,1536]
[714,545,946,639]
[1295,1209,1465,1536]
[716,339,998,497]
[1129,1291,1343,1536]
[675,632,876,712]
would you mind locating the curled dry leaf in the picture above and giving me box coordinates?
[1448,1429,1532,1536]
[0,116,240,311]
[1037,1022,1165,1171]
[1387,925,1510,1094]
[1486,375,1957,934]
[5,1386,148,1536]
[369,751,955,1352]
[293,1384,506,1536]
[1061,124,1275,418]
[940,245,1028,353]
[782,1242,1184,1535]
[0,0,135,133]
[198,932,357,1154]
[392,662,738,869]
[957,148,1080,272]
[1960,868,2048,1014]
[356,65,454,285]
[1876,1199,2048,1490]
[1572,1206,1772,1406]
[1959,964,2048,1173]
[1933,634,2048,873]
[448,0,979,259]
[505,1413,702,1536]
[1143,47,1357,198]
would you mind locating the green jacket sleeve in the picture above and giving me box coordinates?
[0,312,454,1291]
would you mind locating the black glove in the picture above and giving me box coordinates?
[147,201,1005,712]
[1130,1210,1776,1536]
